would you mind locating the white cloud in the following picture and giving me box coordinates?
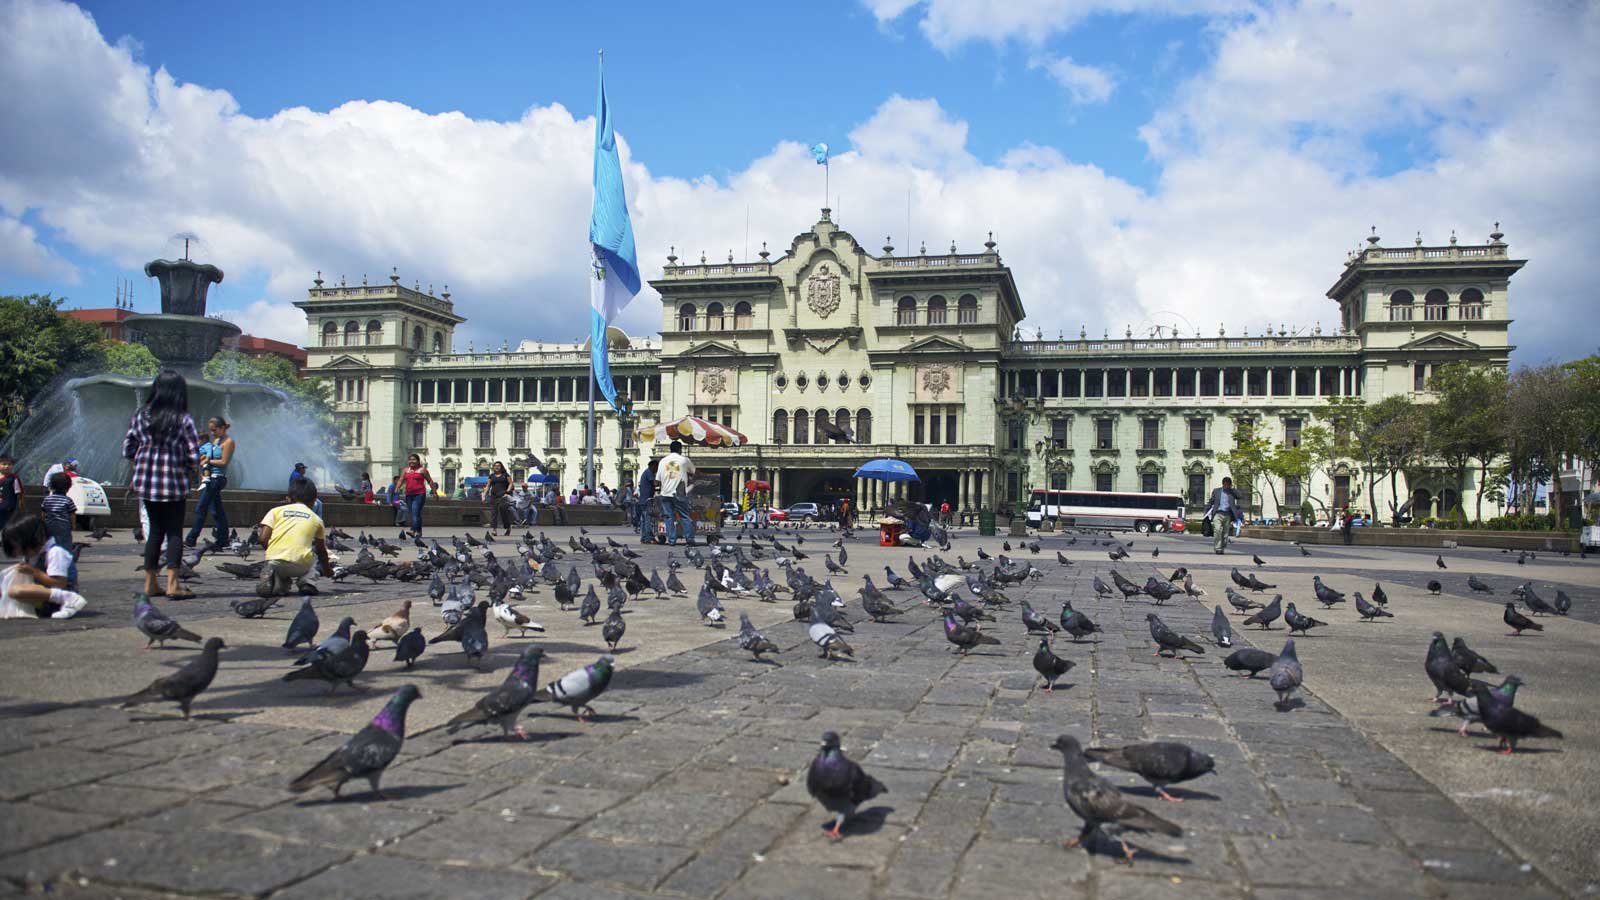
[1029,55,1115,105]
[0,210,78,282]
[219,298,308,345]
[869,0,1243,50]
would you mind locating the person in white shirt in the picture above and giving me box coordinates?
[656,441,697,546]
[0,514,87,619]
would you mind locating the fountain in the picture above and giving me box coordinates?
[1,255,340,491]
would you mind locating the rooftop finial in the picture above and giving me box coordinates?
[759,241,770,261]
[949,239,957,254]
[314,270,323,288]
[1490,222,1505,244]
[984,231,996,251]
[1366,226,1380,246]
[442,285,451,302]
[666,245,677,265]
[1415,231,1423,247]
[389,266,399,284]
[1450,229,1458,245]
[883,236,894,256]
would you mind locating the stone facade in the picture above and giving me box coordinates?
[297,214,1522,520]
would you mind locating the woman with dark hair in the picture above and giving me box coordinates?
[487,461,513,535]
[360,471,374,504]
[184,416,234,548]
[123,370,200,598]
[399,453,436,537]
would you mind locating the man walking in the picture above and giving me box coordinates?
[656,441,696,546]
[636,458,658,543]
[1203,476,1242,555]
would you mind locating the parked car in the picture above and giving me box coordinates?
[721,502,740,519]
[1164,517,1187,533]
[766,507,790,521]
[787,502,821,521]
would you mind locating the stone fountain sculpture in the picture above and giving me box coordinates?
[126,258,238,374]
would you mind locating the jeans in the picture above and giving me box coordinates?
[1211,511,1233,553]
[406,493,426,533]
[394,503,409,527]
[185,474,229,544]
[661,495,692,543]
[143,499,186,571]
[638,495,656,541]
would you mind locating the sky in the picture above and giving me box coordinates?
[1,0,1596,363]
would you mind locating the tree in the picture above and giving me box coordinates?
[203,350,335,438]
[1369,395,1427,524]
[1219,426,1273,515]
[1265,441,1312,520]
[0,294,104,441]
[1426,363,1508,522]
[93,340,161,378]
[1505,364,1582,525]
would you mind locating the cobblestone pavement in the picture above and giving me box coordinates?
[1,523,1595,898]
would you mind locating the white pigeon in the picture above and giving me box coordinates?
[493,601,545,638]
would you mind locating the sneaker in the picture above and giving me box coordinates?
[51,593,88,619]
[182,538,197,549]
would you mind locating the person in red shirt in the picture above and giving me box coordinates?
[940,500,952,526]
[399,454,436,537]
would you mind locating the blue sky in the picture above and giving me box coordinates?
[2,0,1596,362]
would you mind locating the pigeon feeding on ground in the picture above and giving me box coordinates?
[282,597,320,650]
[1268,639,1303,709]
[1355,592,1393,621]
[537,654,615,722]
[1426,580,1443,594]
[1431,676,1515,737]
[393,628,426,667]
[1084,741,1216,803]
[602,610,626,651]
[1022,599,1060,634]
[133,595,201,649]
[1146,613,1204,658]
[736,612,779,659]
[493,600,544,638]
[120,637,225,719]
[1284,603,1329,636]
[1425,632,1474,703]
[807,731,888,840]
[371,600,411,644]
[1475,679,1562,754]
[1032,637,1074,692]
[446,647,544,740]
[1467,575,1494,594]
[943,611,1000,656]
[289,685,420,799]
[1503,603,1543,636]
[1223,647,1276,677]
[1052,735,1182,864]
[1242,596,1283,630]
[1451,637,1497,674]
[431,600,490,668]
[1523,588,1556,616]
[284,631,371,694]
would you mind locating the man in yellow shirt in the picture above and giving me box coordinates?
[255,480,335,597]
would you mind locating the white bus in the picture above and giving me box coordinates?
[1027,489,1186,533]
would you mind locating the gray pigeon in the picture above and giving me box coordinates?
[1052,734,1181,864]
[289,685,420,799]
[602,609,626,651]
[1210,605,1235,647]
[1311,576,1345,607]
[736,612,779,659]
[1283,602,1328,635]
[1242,595,1283,630]
[284,631,371,693]
[1032,637,1074,691]
[1467,575,1493,594]
[1146,613,1204,658]
[393,628,426,667]
[807,731,887,839]
[283,596,319,650]
[696,584,726,626]
[1022,599,1060,634]
[1523,587,1555,616]
[1059,601,1101,642]
[579,585,601,624]
[811,609,855,660]
[1084,741,1216,802]
[445,647,543,740]
[1355,592,1393,621]
[133,594,201,649]
[120,637,225,719]
[1554,590,1571,615]
[1268,639,1302,709]
[1425,631,1473,702]
[535,654,615,722]
[1223,647,1275,677]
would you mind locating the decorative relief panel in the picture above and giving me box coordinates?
[915,363,963,402]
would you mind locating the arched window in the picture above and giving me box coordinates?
[344,320,360,346]
[678,303,696,331]
[1388,290,1414,322]
[432,331,444,353]
[412,325,423,348]
[322,321,338,347]
[772,410,788,445]
[734,301,753,329]
[896,296,917,325]
[1424,289,1449,321]
[706,302,725,331]
[366,319,382,346]
[836,408,852,440]
[926,295,947,325]
[856,408,872,443]
[814,408,829,443]
[792,409,809,445]
[1459,288,1485,320]
[957,294,979,324]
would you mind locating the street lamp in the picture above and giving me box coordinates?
[614,395,636,491]
[996,394,1044,516]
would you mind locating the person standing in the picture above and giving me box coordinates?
[1341,508,1354,546]
[487,461,513,535]
[360,472,374,504]
[839,495,852,529]
[40,473,76,550]
[123,370,201,599]
[1203,476,1242,555]
[288,462,308,495]
[0,455,20,533]
[184,416,234,548]
[399,454,436,537]
[657,440,696,546]
[636,458,658,543]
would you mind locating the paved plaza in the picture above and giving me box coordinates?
[0,522,1596,899]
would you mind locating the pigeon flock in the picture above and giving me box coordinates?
[101,517,1580,865]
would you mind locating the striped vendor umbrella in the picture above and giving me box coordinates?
[633,415,749,447]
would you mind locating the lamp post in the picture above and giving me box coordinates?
[996,394,1044,518]
[613,395,636,493]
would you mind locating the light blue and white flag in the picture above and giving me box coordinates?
[589,58,640,412]
[810,142,829,165]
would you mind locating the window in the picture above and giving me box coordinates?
[1389,290,1414,321]
[1050,418,1069,449]
[946,410,957,444]
[1424,289,1449,321]
[546,420,564,449]
[836,408,851,440]
[818,373,829,389]
[772,410,788,444]
[706,302,725,331]
[432,332,444,353]
[622,421,636,448]
[411,421,425,448]
[927,295,947,325]
[412,325,423,349]
[344,321,360,346]
[366,320,382,345]
[1414,363,1428,392]
[1285,418,1302,448]
[443,421,459,448]
[1141,419,1160,450]
[814,408,828,443]
[1459,288,1485,320]
[559,379,574,402]
[914,411,926,445]
[442,468,457,495]
[471,380,486,403]
[322,321,338,346]
[1285,476,1302,508]
[488,380,502,403]
[957,294,978,324]
[734,301,753,329]
[1188,473,1206,505]
[1142,473,1158,493]
[793,409,809,445]
[420,380,435,404]
[1049,472,1068,490]
[1096,473,1114,492]
[1188,418,1206,450]
[896,296,917,325]
[1096,419,1114,450]
[678,304,696,331]
[856,409,872,443]
[774,374,788,390]
[512,420,527,448]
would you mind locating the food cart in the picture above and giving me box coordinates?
[632,415,751,539]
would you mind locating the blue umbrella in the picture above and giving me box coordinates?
[526,474,559,484]
[854,458,920,482]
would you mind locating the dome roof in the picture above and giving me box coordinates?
[579,326,632,351]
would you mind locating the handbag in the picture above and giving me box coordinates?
[1202,516,1214,537]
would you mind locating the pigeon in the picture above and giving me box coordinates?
[1059,602,1102,642]
[1475,678,1562,754]
[1299,544,1312,557]
[1430,675,1514,737]
[284,631,371,693]
[1426,580,1442,594]
[825,553,848,575]
[1554,590,1571,615]
[535,654,615,722]
[1523,588,1555,616]
[493,600,544,638]
[120,637,225,719]
[1146,613,1204,658]
[1503,603,1542,636]
[1242,595,1282,630]
[1284,603,1329,636]
[696,584,726,626]
[1142,577,1177,604]
[809,610,855,660]
[1224,588,1260,614]
[1051,734,1182,864]
[1467,575,1493,594]
[296,616,354,666]
[602,609,626,651]
[1210,605,1235,647]
[1084,741,1216,803]
[860,587,906,623]
[371,600,412,644]
[1111,570,1143,599]
[393,628,426,667]
[282,596,320,650]
[445,647,544,740]
[807,731,888,840]
[1232,568,1274,592]
[1267,639,1302,709]
[579,585,601,624]
[289,684,420,799]
[736,612,779,659]
[883,566,911,590]
[1451,637,1497,674]
[428,571,447,604]
[1354,592,1393,621]
[1092,576,1114,598]
[1311,576,1345,607]
[1371,583,1388,606]
[229,594,279,619]
[132,595,201,649]
[1032,637,1074,692]
[1425,632,1474,703]
[1252,554,1266,566]
[1022,599,1059,634]
[1223,647,1276,677]
[1436,555,1447,569]
[943,611,1000,656]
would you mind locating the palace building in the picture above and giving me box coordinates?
[296,212,1522,521]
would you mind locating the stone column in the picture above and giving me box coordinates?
[1290,368,1298,396]
[1315,368,1323,396]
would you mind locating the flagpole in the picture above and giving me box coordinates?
[586,48,602,497]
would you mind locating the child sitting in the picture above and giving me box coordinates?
[255,479,335,597]
[1,514,87,619]
[40,472,76,550]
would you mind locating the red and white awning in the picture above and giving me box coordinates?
[633,415,749,447]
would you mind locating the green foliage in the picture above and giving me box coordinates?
[93,340,160,377]
[0,294,104,441]
[1426,363,1508,521]
[203,350,334,437]
[1219,427,1273,509]
[1299,500,1315,524]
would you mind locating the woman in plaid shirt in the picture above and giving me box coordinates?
[123,370,200,599]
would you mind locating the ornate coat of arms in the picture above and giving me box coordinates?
[699,368,729,400]
[921,364,953,399]
[805,264,841,318]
